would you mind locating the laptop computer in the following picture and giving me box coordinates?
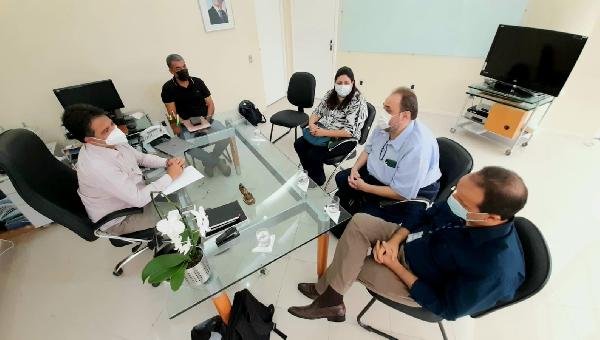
[152,136,194,156]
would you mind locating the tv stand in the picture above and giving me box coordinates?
[451,83,554,155]
[491,81,534,98]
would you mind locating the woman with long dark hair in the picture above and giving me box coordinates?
[294,66,368,186]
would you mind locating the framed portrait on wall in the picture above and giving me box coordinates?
[198,0,235,32]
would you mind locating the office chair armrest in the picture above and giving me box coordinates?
[94,207,144,229]
[379,198,432,209]
[93,229,154,244]
[93,207,155,244]
[328,138,358,153]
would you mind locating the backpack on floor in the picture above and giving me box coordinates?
[238,100,266,126]
[190,289,286,340]
[224,289,286,340]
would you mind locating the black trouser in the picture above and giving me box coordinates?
[293,137,347,186]
[331,167,440,238]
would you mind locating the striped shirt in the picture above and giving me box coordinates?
[314,90,368,139]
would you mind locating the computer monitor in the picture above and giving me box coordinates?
[481,25,587,97]
[53,79,125,114]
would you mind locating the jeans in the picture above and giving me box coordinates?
[293,137,349,186]
[0,197,30,230]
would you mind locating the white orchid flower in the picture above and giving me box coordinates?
[178,242,192,254]
[156,209,188,253]
[167,209,182,222]
[156,218,185,236]
[189,205,210,234]
[171,237,191,254]
[155,209,200,255]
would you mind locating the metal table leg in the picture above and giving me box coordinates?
[212,292,232,324]
[229,137,241,175]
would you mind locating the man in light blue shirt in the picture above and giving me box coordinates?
[332,87,441,238]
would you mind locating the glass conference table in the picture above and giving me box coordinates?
[150,111,351,321]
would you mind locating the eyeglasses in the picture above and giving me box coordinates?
[379,140,390,160]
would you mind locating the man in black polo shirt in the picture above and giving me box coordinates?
[161,53,230,177]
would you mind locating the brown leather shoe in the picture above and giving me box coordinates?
[298,283,319,300]
[288,300,346,322]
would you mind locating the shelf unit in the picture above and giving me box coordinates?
[451,83,554,155]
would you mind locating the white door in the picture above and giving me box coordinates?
[255,0,287,105]
[291,0,338,99]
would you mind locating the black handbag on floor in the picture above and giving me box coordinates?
[191,289,286,340]
[238,100,266,126]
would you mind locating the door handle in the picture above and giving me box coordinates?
[329,40,333,51]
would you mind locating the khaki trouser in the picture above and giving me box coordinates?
[316,213,420,307]
[107,204,161,236]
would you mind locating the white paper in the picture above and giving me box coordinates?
[129,112,145,119]
[162,166,204,195]
[252,235,276,253]
[324,207,340,224]
[297,179,309,192]
[296,173,309,192]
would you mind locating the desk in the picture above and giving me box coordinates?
[152,111,351,321]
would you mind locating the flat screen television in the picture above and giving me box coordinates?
[53,79,124,113]
[481,25,587,97]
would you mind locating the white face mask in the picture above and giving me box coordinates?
[101,127,129,146]
[375,115,390,130]
[334,84,352,97]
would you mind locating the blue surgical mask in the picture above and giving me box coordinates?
[447,194,486,222]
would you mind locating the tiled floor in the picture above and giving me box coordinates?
[1,98,599,340]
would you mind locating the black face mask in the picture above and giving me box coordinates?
[176,69,190,81]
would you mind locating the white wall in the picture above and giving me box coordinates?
[0,0,266,142]
[522,0,599,35]
[335,0,600,137]
[336,52,483,115]
[522,0,600,137]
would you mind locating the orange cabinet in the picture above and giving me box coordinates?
[484,103,529,139]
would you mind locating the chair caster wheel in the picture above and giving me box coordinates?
[113,268,124,276]
[505,149,512,156]
[152,282,160,287]
[521,142,528,147]
[450,128,456,133]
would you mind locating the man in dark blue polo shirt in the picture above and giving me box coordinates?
[161,54,230,177]
[289,166,527,322]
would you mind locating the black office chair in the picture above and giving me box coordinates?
[357,217,551,340]
[0,129,158,276]
[322,102,376,189]
[434,137,473,204]
[269,72,316,143]
[380,137,473,209]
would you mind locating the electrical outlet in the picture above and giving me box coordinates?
[248,55,253,63]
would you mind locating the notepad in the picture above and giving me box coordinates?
[182,117,211,132]
[162,166,204,195]
[205,201,247,236]
[324,206,340,223]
